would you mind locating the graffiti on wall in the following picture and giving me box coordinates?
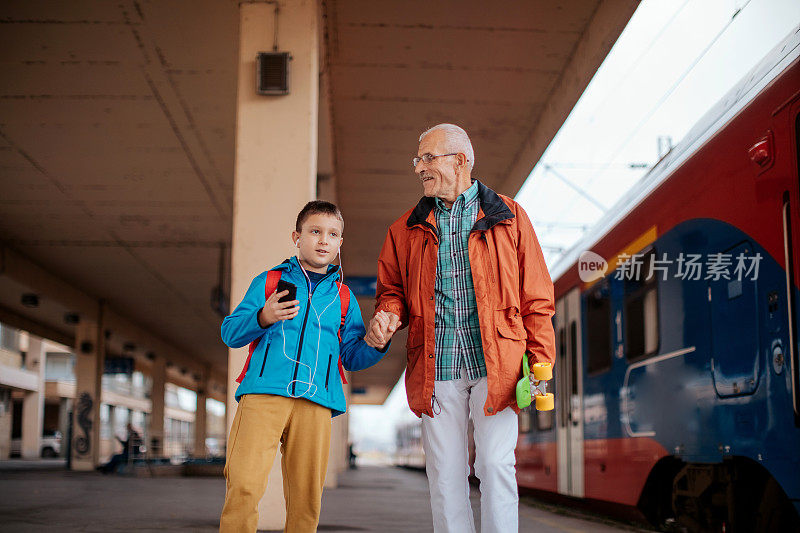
[74,392,93,456]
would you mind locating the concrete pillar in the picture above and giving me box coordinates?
[58,398,71,457]
[193,369,208,458]
[229,1,319,529]
[0,388,11,459]
[21,336,46,459]
[148,356,166,458]
[71,318,104,470]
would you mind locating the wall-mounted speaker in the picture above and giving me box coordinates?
[256,52,290,95]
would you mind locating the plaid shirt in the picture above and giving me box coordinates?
[434,180,486,380]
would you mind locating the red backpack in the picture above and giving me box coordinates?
[235,270,350,385]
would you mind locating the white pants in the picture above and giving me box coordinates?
[421,368,519,533]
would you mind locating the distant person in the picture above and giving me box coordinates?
[374,124,556,533]
[348,443,357,469]
[98,423,142,474]
[219,201,396,533]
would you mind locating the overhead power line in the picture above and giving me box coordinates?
[546,0,755,249]
[580,0,754,193]
[542,164,608,213]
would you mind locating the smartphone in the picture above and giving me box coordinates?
[276,279,297,303]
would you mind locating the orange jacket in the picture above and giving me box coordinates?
[376,181,556,417]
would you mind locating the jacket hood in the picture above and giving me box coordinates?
[406,179,515,232]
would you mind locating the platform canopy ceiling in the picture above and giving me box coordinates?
[0,0,636,399]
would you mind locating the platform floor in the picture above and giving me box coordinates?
[0,460,650,532]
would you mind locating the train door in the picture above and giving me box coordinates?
[709,241,760,397]
[789,106,800,424]
[555,287,584,497]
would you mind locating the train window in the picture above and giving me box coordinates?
[586,280,612,374]
[624,250,659,361]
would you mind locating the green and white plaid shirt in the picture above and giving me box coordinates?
[434,180,487,380]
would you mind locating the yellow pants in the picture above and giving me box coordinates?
[219,394,332,533]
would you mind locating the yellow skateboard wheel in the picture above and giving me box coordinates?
[532,362,552,381]
[535,393,554,411]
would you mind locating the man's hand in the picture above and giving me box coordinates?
[385,312,401,336]
[365,311,400,349]
[258,290,300,328]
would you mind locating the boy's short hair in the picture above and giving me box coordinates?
[295,200,344,233]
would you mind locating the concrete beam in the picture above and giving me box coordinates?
[0,364,38,391]
[498,0,640,196]
[104,309,207,381]
[0,246,214,387]
[0,246,99,321]
[0,305,73,348]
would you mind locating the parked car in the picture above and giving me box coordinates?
[10,430,62,458]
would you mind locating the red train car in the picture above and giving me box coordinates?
[515,25,800,531]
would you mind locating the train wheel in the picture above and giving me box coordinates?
[755,478,800,533]
[535,393,554,411]
[532,362,552,381]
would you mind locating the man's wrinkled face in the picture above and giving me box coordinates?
[414,130,460,201]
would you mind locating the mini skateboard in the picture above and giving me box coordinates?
[516,353,554,411]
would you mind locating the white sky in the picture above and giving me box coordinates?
[516,0,800,269]
[350,0,800,451]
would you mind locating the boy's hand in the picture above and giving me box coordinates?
[258,290,300,328]
[365,311,399,349]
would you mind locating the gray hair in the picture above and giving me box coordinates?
[419,123,475,170]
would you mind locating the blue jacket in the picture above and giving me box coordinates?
[221,256,386,416]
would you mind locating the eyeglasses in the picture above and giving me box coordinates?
[412,153,461,167]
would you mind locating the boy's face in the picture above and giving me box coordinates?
[292,213,344,274]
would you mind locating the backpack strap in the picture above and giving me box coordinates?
[235,270,281,384]
[337,282,350,385]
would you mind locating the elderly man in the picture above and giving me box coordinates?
[375,124,556,532]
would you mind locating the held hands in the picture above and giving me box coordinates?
[364,311,401,350]
[258,290,300,328]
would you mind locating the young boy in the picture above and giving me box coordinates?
[219,201,394,533]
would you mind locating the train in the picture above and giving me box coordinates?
[397,24,800,533]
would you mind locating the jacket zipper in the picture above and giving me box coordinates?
[259,342,272,377]
[480,233,496,284]
[290,269,338,395]
[325,355,332,390]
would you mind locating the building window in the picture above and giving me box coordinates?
[0,324,19,352]
[624,250,659,360]
[586,280,612,374]
[100,404,110,439]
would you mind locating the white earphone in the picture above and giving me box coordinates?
[281,261,344,400]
